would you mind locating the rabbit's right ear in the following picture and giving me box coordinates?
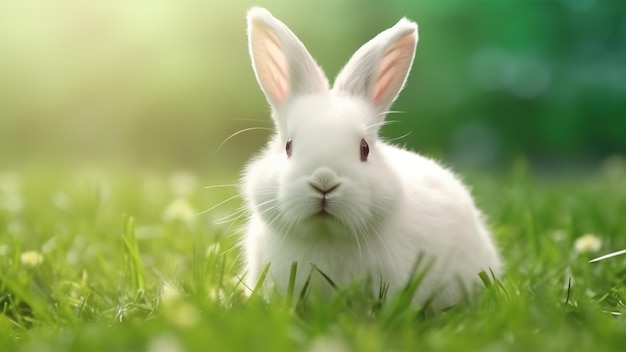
[247,8,329,112]
[333,18,418,117]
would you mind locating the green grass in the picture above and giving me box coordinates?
[1,162,626,352]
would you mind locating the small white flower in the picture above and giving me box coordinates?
[169,171,198,197]
[146,334,183,352]
[20,251,44,267]
[161,282,180,303]
[162,199,196,224]
[574,234,602,254]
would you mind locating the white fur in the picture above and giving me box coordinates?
[242,7,502,310]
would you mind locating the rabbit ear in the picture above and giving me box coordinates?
[247,7,329,110]
[333,18,418,115]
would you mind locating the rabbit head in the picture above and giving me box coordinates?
[245,7,418,241]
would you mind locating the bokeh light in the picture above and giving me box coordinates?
[0,0,623,173]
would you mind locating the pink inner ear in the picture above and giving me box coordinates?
[265,34,288,102]
[372,53,400,103]
[371,33,414,105]
[254,25,289,103]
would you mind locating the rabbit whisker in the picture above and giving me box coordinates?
[204,183,239,189]
[366,119,401,133]
[213,207,247,225]
[198,194,241,216]
[387,131,412,142]
[379,110,406,116]
[216,127,273,154]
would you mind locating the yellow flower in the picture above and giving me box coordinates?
[574,234,602,254]
[20,251,44,267]
[163,302,200,328]
[162,199,196,224]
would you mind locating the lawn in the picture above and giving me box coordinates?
[1,161,626,351]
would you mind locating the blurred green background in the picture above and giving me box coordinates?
[0,0,624,173]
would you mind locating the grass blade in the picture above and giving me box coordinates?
[286,262,298,308]
[122,215,145,292]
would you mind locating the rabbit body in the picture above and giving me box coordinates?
[242,8,502,309]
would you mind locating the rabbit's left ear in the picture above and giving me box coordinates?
[247,7,329,112]
[333,18,418,115]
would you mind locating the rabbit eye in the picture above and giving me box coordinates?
[360,139,369,162]
[286,138,293,158]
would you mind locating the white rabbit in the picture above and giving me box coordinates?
[241,7,502,310]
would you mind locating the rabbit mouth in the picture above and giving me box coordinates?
[315,209,333,218]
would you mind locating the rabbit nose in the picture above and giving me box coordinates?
[309,182,339,195]
[309,168,340,195]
